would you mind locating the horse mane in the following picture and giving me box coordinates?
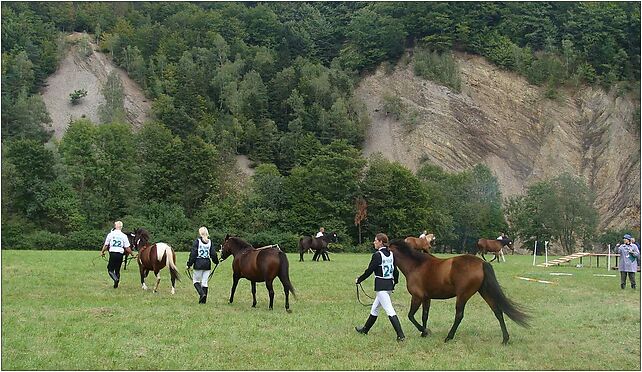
[229,236,254,250]
[389,239,428,264]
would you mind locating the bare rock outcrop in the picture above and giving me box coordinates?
[41,33,150,140]
[359,52,640,230]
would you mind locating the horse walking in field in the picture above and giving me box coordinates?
[405,233,436,253]
[134,228,180,294]
[476,238,513,263]
[388,239,530,344]
[221,235,296,312]
[298,232,338,262]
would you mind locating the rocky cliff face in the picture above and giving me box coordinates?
[41,33,150,140]
[358,52,640,231]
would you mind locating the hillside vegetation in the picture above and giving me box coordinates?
[1,2,639,253]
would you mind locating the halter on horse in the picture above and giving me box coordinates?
[388,239,530,344]
[221,235,296,312]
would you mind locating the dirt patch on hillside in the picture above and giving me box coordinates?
[40,33,150,139]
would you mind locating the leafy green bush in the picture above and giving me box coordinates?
[413,48,461,92]
[69,89,87,105]
[22,230,66,250]
[66,229,106,250]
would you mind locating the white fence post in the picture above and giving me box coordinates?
[607,244,611,271]
[533,241,538,266]
[545,241,549,265]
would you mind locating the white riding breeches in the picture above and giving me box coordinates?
[192,269,211,287]
[370,290,396,317]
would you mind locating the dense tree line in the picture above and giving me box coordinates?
[2,2,628,251]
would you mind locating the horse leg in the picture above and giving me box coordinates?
[407,296,425,334]
[299,250,304,262]
[251,281,257,308]
[229,274,240,304]
[479,293,510,344]
[481,252,488,262]
[265,279,275,310]
[500,249,506,262]
[153,270,161,293]
[490,253,497,263]
[421,298,432,337]
[312,250,319,261]
[445,297,468,342]
[140,267,148,290]
[322,249,329,261]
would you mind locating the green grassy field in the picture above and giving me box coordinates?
[2,250,640,370]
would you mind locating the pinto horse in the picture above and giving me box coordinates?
[405,233,436,253]
[134,229,180,294]
[388,239,530,344]
[476,238,513,263]
[298,232,338,262]
[221,235,296,312]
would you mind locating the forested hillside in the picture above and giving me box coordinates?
[2,2,639,253]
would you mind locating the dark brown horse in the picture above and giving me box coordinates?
[298,232,338,262]
[221,235,296,312]
[476,238,513,263]
[388,239,529,344]
[405,233,436,253]
[134,229,180,294]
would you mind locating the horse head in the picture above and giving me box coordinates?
[220,234,233,261]
[134,228,150,250]
[326,232,338,243]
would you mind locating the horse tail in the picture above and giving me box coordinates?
[165,246,181,282]
[480,261,530,328]
[278,251,296,298]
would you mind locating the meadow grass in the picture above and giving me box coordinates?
[1,250,640,370]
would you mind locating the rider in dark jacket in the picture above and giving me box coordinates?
[354,233,405,341]
[186,226,219,304]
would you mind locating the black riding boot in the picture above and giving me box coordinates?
[201,287,208,304]
[355,314,378,335]
[194,283,205,303]
[389,315,405,341]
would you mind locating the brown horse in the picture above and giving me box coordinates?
[388,239,529,344]
[135,229,180,294]
[221,235,296,312]
[298,232,337,262]
[476,238,513,263]
[405,233,436,253]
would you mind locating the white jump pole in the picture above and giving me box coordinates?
[607,244,611,271]
[532,241,538,266]
[545,241,549,265]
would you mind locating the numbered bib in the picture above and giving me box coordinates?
[376,251,394,279]
[197,239,211,259]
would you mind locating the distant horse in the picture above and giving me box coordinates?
[476,238,513,263]
[405,233,436,253]
[388,239,530,344]
[135,229,180,294]
[298,232,338,262]
[221,235,296,312]
[122,230,141,270]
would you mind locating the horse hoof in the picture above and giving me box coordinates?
[444,337,452,343]
[421,330,431,337]
[286,309,292,313]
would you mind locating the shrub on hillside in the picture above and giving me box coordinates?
[413,49,461,93]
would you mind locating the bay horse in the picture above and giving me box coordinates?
[388,239,530,344]
[298,232,338,262]
[221,235,296,312]
[405,233,436,253]
[134,228,180,294]
[476,238,513,263]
